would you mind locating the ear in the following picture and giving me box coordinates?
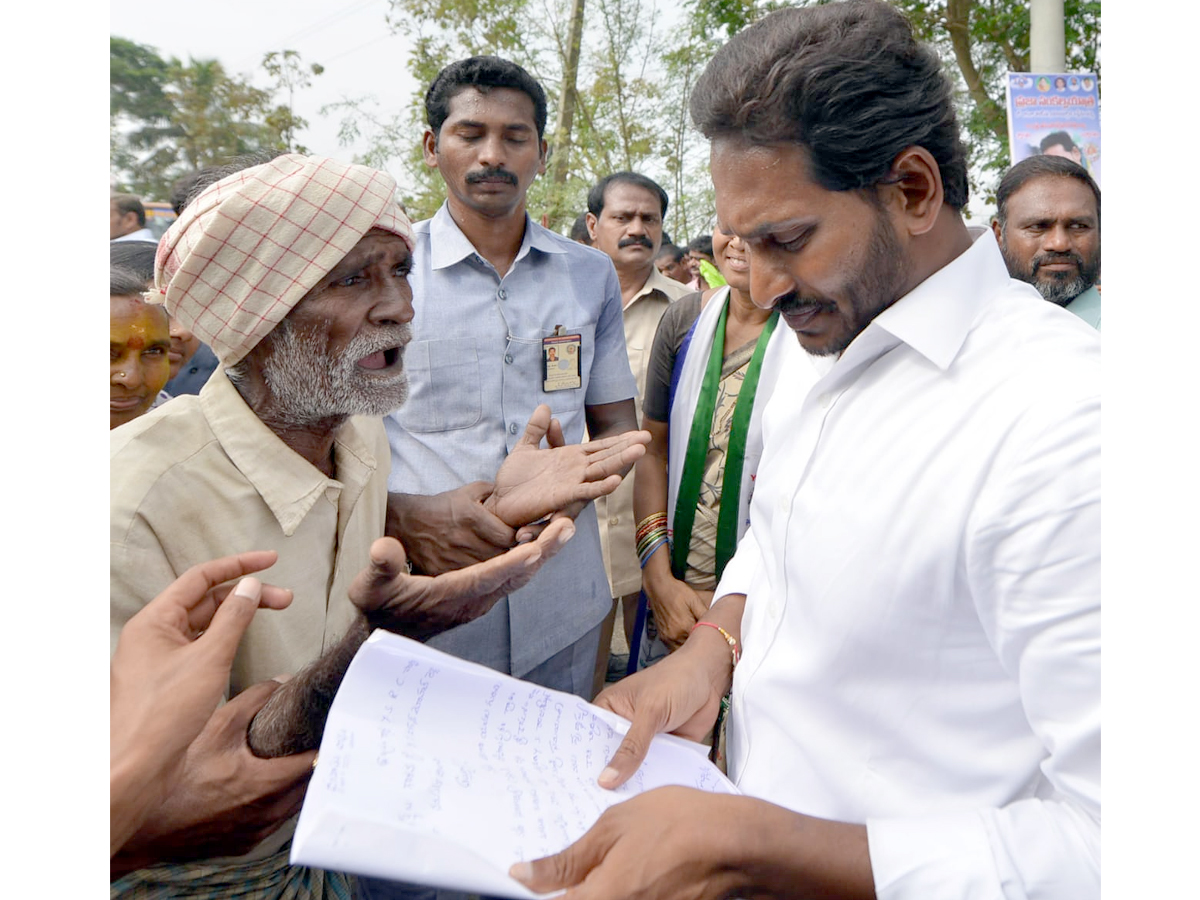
[878,146,944,238]
[991,218,1004,244]
[538,138,549,175]
[585,212,598,241]
[422,129,439,169]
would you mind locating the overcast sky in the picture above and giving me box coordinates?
[110,0,421,186]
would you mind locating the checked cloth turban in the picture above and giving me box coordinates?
[153,154,413,366]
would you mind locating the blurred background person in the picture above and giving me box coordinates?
[654,243,691,285]
[111,266,171,430]
[110,240,220,394]
[112,193,155,242]
[685,234,724,291]
[569,211,593,245]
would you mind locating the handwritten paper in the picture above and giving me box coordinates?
[291,629,738,897]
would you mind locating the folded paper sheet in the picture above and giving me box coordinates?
[291,629,738,898]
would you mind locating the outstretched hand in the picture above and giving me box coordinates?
[485,404,650,528]
[386,482,516,576]
[110,551,294,855]
[350,516,577,640]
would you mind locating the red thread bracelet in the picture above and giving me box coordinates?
[692,621,740,667]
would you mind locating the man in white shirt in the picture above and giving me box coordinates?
[111,193,156,242]
[510,2,1100,899]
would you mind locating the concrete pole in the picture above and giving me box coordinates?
[1030,0,1066,72]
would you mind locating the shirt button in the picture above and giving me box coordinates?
[609,517,620,526]
[509,422,519,435]
[498,288,507,300]
[505,353,513,364]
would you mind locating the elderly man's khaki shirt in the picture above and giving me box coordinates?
[597,267,691,597]
[111,368,389,691]
[111,368,389,878]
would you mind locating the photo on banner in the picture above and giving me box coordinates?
[1004,71,1101,187]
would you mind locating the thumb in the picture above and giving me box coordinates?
[350,537,410,612]
[462,480,496,504]
[197,577,262,670]
[516,404,552,449]
[598,712,659,790]
[509,826,611,894]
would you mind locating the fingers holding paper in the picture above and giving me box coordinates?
[509,787,747,900]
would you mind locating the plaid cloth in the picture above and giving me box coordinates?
[110,848,355,900]
[153,154,413,366]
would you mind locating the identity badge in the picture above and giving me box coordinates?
[543,325,582,392]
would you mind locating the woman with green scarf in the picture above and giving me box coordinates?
[629,224,796,671]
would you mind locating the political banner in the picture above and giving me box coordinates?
[1004,72,1100,187]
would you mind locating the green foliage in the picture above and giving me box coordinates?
[369,0,722,242]
[262,50,326,153]
[893,0,1101,208]
[110,38,323,199]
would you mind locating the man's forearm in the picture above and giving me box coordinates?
[247,618,371,758]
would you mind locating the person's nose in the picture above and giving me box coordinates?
[1043,223,1071,253]
[112,356,142,389]
[370,277,415,327]
[748,249,794,311]
[169,315,193,342]
[477,133,506,169]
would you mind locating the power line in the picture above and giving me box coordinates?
[276,0,382,47]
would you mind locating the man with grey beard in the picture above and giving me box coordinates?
[110,155,648,899]
[993,154,1102,330]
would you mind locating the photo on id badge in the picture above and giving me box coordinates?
[543,327,582,393]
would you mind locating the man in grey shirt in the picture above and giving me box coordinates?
[384,56,639,698]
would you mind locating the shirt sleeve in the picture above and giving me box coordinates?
[711,520,762,606]
[584,263,638,406]
[867,393,1101,900]
[643,293,702,423]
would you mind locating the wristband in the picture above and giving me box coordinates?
[691,621,740,667]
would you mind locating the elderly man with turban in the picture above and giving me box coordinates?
[110,155,648,898]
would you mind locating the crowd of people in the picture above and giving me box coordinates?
[110,1,1100,898]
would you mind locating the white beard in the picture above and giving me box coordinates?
[261,318,411,427]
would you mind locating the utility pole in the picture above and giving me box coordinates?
[1029,0,1066,72]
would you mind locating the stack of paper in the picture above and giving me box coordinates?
[291,629,738,898]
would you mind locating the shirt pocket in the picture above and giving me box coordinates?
[396,338,482,432]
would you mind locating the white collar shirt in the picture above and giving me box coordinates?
[717,234,1100,899]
